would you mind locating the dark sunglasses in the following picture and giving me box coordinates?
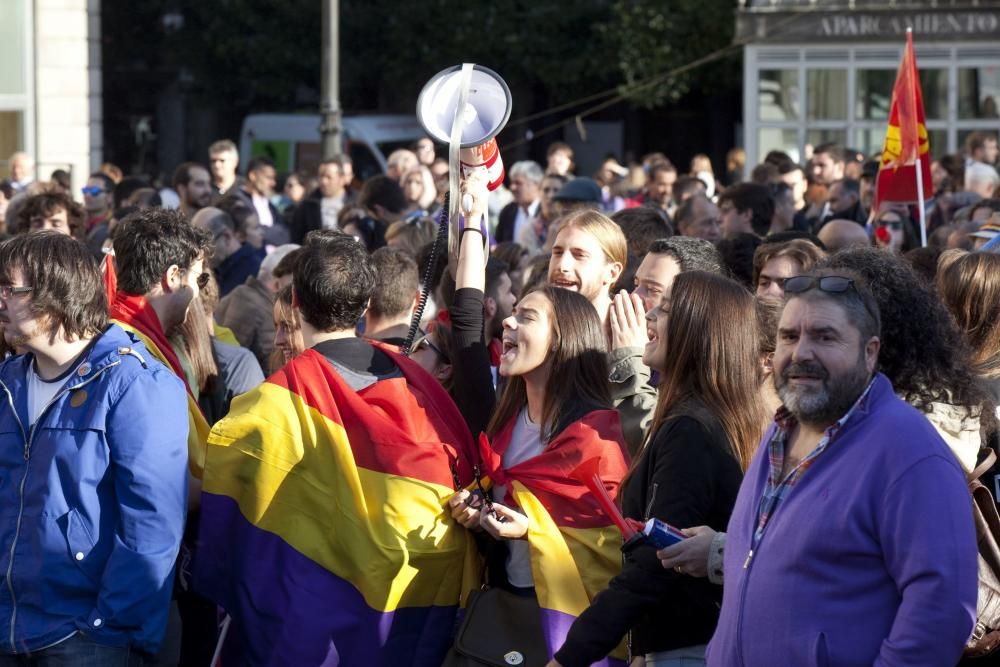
[783,275,855,295]
[879,219,903,230]
[196,272,211,289]
[81,186,106,196]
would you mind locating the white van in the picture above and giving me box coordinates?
[238,113,426,180]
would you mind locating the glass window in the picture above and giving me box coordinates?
[807,69,847,121]
[0,111,24,176]
[0,0,27,95]
[759,70,799,121]
[959,66,1000,119]
[856,70,895,121]
[856,68,947,122]
[759,128,800,165]
[856,127,947,161]
[806,129,846,153]
[919,69,947,121]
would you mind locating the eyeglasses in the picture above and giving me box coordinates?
[878,219,903,230]
[414,333,449,363]
[0,285,32,299]
[81,186,106,196]
[783,275,855,295]
[196,272,211,289]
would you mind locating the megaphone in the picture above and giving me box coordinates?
[402,64,511,357]
[416,64,512,191]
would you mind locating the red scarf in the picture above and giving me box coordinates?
[109,290,193,395]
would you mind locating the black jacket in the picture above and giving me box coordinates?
[554,399,743,664]
[290,189,353,244]
[494,201,519,244]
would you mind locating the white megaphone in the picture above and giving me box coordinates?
[416,64,512,193]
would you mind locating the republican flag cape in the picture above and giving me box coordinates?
[109,290,210,477]
[194,344,478,666]
[873,31,932,214]
[482,409,630,665]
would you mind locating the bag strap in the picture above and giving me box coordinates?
[973,448,998,482]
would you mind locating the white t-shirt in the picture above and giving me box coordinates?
[252,192,274,228]
[27,362,71,426]
[321,196,344,230]
[494,407,545,589]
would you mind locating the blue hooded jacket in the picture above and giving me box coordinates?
[0,324,189,655]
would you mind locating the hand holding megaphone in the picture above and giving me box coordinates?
[460,169,489,221]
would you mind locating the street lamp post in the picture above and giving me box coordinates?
[320,0,342,158]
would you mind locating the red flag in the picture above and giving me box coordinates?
[873,31,932,214]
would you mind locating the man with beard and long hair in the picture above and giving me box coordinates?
[705,269,977,667]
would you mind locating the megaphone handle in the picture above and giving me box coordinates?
[448,64,475,235]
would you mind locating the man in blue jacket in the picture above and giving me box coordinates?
[0,231,189,664]
[707,269,977,667]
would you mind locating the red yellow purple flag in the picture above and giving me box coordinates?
[873,30,932,215]
[194,346,479,665]
[480,410,630,665]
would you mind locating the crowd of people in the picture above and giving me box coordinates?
[0,126,998,667]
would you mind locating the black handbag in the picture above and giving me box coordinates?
[441,587,549,667]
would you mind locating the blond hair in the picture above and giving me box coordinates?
[555,209,628,268]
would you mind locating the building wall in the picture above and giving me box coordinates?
[34,0,99,191]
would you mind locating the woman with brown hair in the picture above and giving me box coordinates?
[937,250,1000,402]
[269,285,305,373]
[549,271,768,667]
[445,172,629,664]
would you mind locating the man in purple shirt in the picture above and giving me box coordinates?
[707,269,977,667]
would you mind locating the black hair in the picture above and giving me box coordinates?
[716,232,763,288]
[369,246,419,318]
[611,207,673,257]
[246,155,276,174]
[819,248,986,412]
[718,183,775,236]
[359,175,407,216]
[294,230,376,332]
[112,176,150,209]
[112,208,212,295]
[172,162,208,190]
[648,236,723,274]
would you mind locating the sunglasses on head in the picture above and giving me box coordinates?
[81,186,105,196]
[783,275,855,295]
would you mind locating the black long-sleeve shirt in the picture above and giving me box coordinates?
[554,400,743,664]
[449,287,497,437]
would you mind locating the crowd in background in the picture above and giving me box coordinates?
[0,126,998,666]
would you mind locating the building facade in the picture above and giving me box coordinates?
[738,0,1000,164]
[0,0,101,190]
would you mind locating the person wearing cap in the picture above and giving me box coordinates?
[970,218,1000,250]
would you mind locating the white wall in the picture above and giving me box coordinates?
[33,0,99,191]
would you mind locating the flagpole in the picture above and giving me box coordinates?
[907,28,928,248]
[916,155,927,247]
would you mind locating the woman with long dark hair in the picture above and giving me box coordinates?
[548,271,767,667]
[446,173,629,665]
